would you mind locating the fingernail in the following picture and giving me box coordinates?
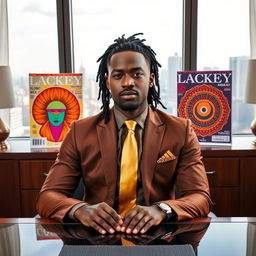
[119,219,123,225]
[133,229,138,234]
[101,230,106,234]
[109,228,115,233]
[116,226,121,231]
[141,229,145,233]
[126,228,131,234]
[121,227,126,232]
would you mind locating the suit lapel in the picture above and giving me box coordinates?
[96,109,117,206]
[141,108,165,205]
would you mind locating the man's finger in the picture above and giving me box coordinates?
[131,215,152,234]
[94,216,116,234]
[90,220,107,234]
[97,208,122,232]
[121,208,139,232]
[140,219,155,233]
[125,211,147,234]
[101,204,123,226]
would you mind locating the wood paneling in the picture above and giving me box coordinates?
[240,158,256,216]
[0,160,21,217]
[21,190,40,217]
[203,158,239,187]
[20,160,55,189]
[210,187,240,217]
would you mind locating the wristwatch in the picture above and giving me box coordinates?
[155,202,173,221]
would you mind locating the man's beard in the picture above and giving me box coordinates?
[114,101,140,112]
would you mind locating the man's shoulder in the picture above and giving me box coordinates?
[73,111,104,128]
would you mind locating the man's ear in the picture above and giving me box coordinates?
[149,73,155,87]
[105,75,110,89]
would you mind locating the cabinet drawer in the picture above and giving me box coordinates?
[21,190,40,217]
[0,160,21,217]
[210,187,239,217]
[20,160,55,189]
[203,158,239,187]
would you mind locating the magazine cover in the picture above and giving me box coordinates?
[177,71,231,144]
[29,73,83,147]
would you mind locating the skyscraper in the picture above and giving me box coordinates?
[229,56,253,133]
[166,53,182,115]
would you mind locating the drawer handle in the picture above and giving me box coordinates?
[43,172,48,177]
[206,170,216,175]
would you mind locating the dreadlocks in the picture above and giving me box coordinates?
[96,33,166,123]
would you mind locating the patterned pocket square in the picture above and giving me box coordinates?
[157,150,176,164]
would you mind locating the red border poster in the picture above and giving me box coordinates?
[177,71,232,144]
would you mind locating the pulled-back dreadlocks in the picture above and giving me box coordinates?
[96,33,166,123]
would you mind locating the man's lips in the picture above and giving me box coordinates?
[119,90,138,100]
[119,90,138,96]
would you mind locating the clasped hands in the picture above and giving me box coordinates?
[74,202,166,235]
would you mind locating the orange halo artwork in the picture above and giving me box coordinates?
[32,87,80,142]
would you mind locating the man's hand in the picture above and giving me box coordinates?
[121,205,166,234]
[74,202,123,234]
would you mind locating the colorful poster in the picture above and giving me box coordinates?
[177,71,232,144]
[29,73,83,147]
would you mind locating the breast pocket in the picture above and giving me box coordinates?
[155,159,177,179]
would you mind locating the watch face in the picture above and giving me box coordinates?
[159,203,172,213]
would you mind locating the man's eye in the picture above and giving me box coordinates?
[133,72,143,77]
[112,74,122,79]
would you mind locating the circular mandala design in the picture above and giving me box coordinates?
[178,84,230,137]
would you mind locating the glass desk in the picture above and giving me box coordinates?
[0,217,255,256]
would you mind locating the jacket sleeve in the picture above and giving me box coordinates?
[36,122,84,222]
[161,119,212,220]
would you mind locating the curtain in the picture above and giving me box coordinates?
[0,0,10,124]
[0,0,9,65]
[250,0,256,58]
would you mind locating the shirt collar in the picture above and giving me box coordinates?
[113,106,148,130]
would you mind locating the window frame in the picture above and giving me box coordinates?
[8,0,251,137]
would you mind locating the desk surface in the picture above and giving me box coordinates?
[0,217,255,256]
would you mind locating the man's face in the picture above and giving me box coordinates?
[106,51,154,116]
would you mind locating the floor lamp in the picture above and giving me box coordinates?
[0,66,15,149]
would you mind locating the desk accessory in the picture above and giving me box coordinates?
[245,59,256,144]
[0,66,15,149]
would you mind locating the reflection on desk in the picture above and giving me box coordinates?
[41,221,209,249]
[0,218,255,256]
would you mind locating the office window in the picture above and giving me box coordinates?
[197,0,251,134]
[8,0,59,137]
[72,0,183,117]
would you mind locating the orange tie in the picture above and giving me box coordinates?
[119,120,138,217]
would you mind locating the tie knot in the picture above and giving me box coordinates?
[125,120,137,131]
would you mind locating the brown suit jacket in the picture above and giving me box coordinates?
[36,107,211,222]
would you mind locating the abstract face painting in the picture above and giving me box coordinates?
[32,87,80,142]
[46,101,66,126]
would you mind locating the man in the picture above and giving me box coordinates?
[37,33,211,235]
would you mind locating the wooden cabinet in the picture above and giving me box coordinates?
[0,160,20,217]
[202,158,240,217]
[200,136,256,217]
[20,160,55,217]
[240,158,256,216]
[0,137,256,217]
[0,140,57,218]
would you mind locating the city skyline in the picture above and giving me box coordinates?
[9,54,253,137]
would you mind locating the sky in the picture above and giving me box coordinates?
[7,0,250,77]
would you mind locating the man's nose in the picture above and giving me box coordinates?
[122,74,134,87]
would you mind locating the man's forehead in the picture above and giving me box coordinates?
[108,51,150,68]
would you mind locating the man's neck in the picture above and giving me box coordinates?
[114,104,148,119]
